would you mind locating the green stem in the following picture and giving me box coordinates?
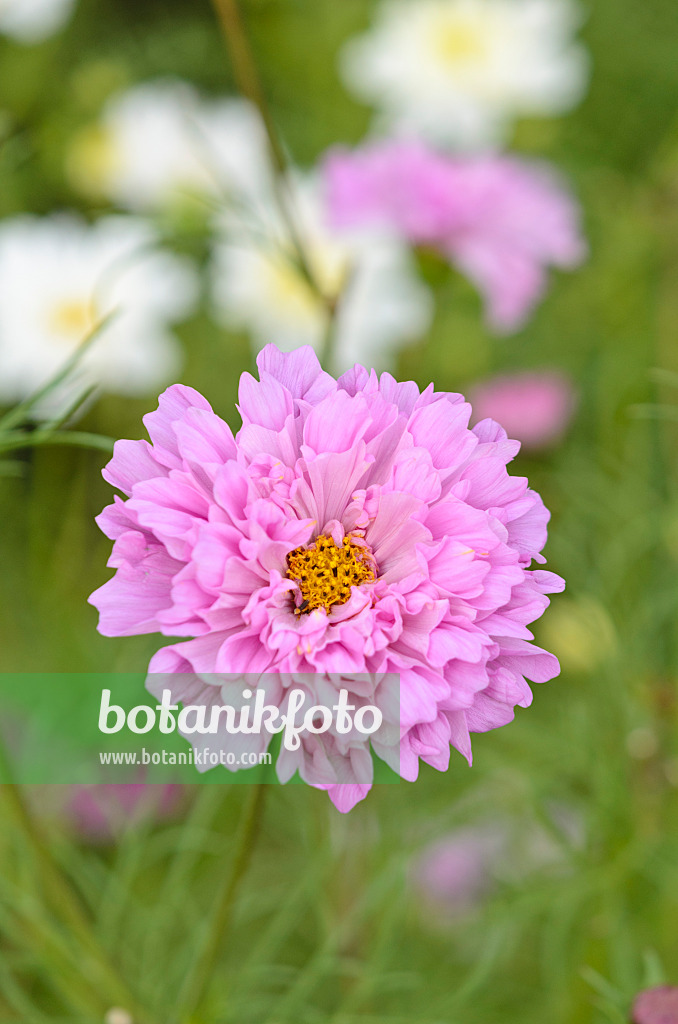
[211,0,286,184]
[139,787,224,990]
[0,885,111,1019]
[0,431,115,454]
[172,784,267,1023]
[210,0,327,303]
[0,312,115,432]
[318,294,341,376]
[0,741,154,1023]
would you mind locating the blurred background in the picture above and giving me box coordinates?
[1,0,678,1021]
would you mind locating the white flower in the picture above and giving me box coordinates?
[0,0,76,43]
[68,79,270,215]
[0,214,198,403]
[210,173,433,371]
[340,0,589,149]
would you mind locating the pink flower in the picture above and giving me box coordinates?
[65,784,184,843]
[324,140,586,333]
[89,345,564,811]
[411,825,506,917]
[469,371,577,451]
[632,988,678,1024]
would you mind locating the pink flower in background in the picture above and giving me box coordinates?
[65,784,184,843]
[324,140,586,332]
[90,345,564,811]
[411,825,506,916]
[469,371,577,451]
[632,988,678,1024]
[411,804,584,922]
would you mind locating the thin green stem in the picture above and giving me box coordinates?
[210,0,327,303]
[0,312,115,432]
[0,871,107,1019]
[318,292,342,375]
[172,784,267,1023]
[0,741,154,1023]
[0,431,115,454]
[211,0,286,182]
[140,787,225,989]
[41,382,100,432]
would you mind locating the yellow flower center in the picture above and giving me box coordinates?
[67,125,121,199]
[268,257,321,318]
[48,298,96,342]
[266,240,349,320]
[287,533,376,615]
[432,18,488,65]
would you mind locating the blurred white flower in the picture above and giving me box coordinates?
[0,214,198,403]
[211,173,432,370]
[340,0,589,149]
[68,79,270,215]
[0,0,76,43]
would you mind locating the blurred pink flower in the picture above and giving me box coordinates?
[630,987,678,1019]
[469,371,577,451]
[632,988,678,1024]
[66,783,184,843]
[411,803,583,922]
[324,140,586,333]
[411,825,506,916]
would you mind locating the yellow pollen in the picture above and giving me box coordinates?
[286,533,376,615]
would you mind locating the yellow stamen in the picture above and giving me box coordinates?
[286,533,376,615]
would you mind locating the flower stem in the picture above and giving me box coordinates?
[209,0,327,303]
[0,430,115,454]
[172,783,267,1022]
[318,294,342,376]
[0,742,154,1023]
[211,0,285,181]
